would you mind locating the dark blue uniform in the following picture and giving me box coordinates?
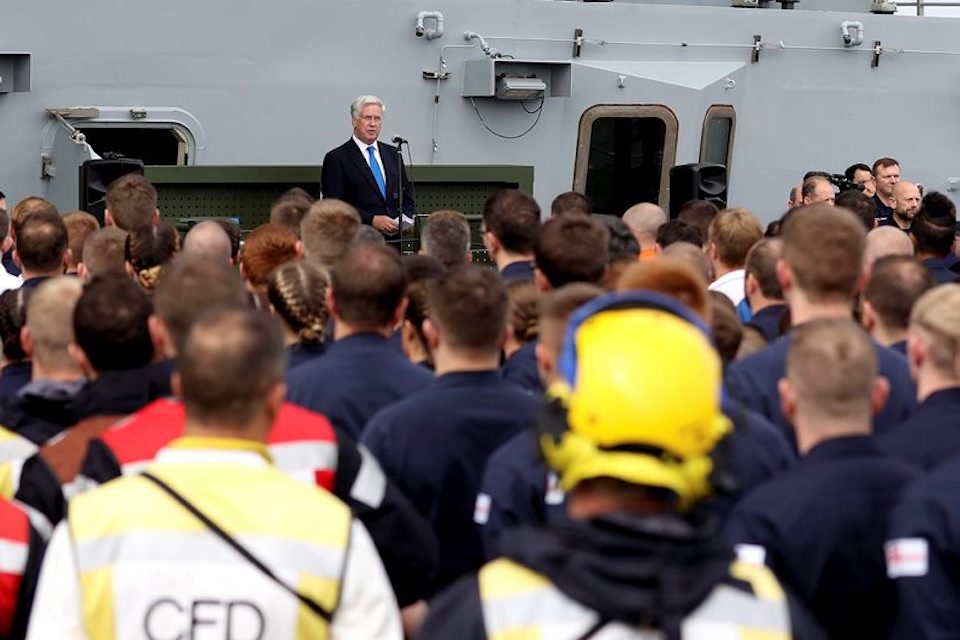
[286,333,433,439]
[727,436,919,639]
[499,260,535,283]
[877,387,960,470]
[500,341,542,395]
[923,256,960,285]
[747,304,787,343]
[873,194,895,227]
[362,370,537,591]
[0,362,31,401]
[475,398,795,560]
[726,333,915,439]
[285,341,325,372]
[886,455,960,639]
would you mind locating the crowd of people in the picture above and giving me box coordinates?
[0,150,955,639]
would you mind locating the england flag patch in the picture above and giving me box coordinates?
[474,493,492,525]
[885,538,929,578]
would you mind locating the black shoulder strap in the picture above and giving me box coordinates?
[141,471,333,622]
[575,617,610,640]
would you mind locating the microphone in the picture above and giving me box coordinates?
[391,134,408,145]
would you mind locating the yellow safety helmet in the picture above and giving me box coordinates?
[539,291,731,511]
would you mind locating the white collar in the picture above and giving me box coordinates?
[353,136,378,153]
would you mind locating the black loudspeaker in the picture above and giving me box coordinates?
[79,158,145,225]
[669,163,727,218]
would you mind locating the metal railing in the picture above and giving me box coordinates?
[897,0,960,15]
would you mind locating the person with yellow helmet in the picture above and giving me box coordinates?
[420,291,824,640]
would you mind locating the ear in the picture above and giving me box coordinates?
[104,210,116,228]
[238,261,248,282]
[125,261,137,280]
[534,267,551,294]
[500,323,509,350]
[778,377,797,426]
[391,296,408,330]
[1,236,13,254]
[171,371,183,400]
[871,375,891,418]
[265,381,286,423]
[906,332,925,380]
[294,241,305,259]
[62,249,73,274]
[68,343,95,378]
[326,287,339,321]
[535,341,554,385]
[653,243,663,256]
[483,232,501,257]
[148,314,175,359]
[77,262,90,281]
[20,326,33,359]
[745,272,759,297]
[860,300,877,332]
[776,259,793,296]
[707,241,719,262]
[423,318,441,352]
[152,209,160,225]
[12,250,21,270]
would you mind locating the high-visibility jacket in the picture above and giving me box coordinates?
[477,558,792,640]
[68,437,352,640]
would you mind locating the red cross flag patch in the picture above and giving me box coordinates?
[885,538,929,578]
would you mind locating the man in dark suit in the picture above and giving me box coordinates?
[321,95,416,236]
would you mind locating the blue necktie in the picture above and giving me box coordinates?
[367,146,386,199]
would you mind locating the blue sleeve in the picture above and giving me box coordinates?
[476,443,546,561]
[887,489,960,639]
[418,576,486,640]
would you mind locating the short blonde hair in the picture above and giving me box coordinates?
[26,277,83,370]
[707,207,763,269]
[909,284,960,376]
[787,318,877,422]
[300,199,361,267]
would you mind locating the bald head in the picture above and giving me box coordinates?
[182,221,233,262]
[864,226,915,276]
[893,181,922,225]
[622,203,667,248]
[26,277,84,374]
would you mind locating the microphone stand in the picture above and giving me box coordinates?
[395,139,407,255]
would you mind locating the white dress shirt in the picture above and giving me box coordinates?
[709,268,747,307]
[353,135,386,190]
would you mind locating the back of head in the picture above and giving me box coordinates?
[787,318,877,425]
[550,191,591,218]
[781,204,866,302]
[616,257,710,321]
[182,220,232,263]
[179,308,286,426]
[421,211,471,268]
[74,274,154,372]
[0,289,31,362]
[16,209,68,274]
[912,192,957,258]
[153,254,250,354]
[267,261,329,344]
[535,216,609,288]
[745,238,784,301]
[214,219,242,263]
[240,223,300,289]
[622,202,667,243]
[677,200,720,244]
[62,211,100,270]
[909,285,960,377]
[707,207,763,269]
[539,283,604,360]
[598,215,639,288]
[330,243,405,331]
[834,190,877,232]
[126,222,181,291]
[656,219,702,249]
[427,265,508,355]
[301,199,361,267]
[402,254,445,282]
[709,290,742,366]
[12,197,58,236]
[482,189,541,255]
[27,277,84,370]
[540,295,729,510]
[864,226,914,275]
[81,227,128,278]
[105,174,157,231]
[270,193,314,236]
[660,241,714,284]
[865,255,935,331]
[354,225,387,246]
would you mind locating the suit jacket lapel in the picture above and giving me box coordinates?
[346,140,385,201]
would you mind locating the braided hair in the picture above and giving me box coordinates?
[125,222,181,292]
[267,262,329,344]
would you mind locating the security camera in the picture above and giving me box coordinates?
[415,26,425,37]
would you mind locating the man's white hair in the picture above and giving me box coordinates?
[351,95,385,118]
